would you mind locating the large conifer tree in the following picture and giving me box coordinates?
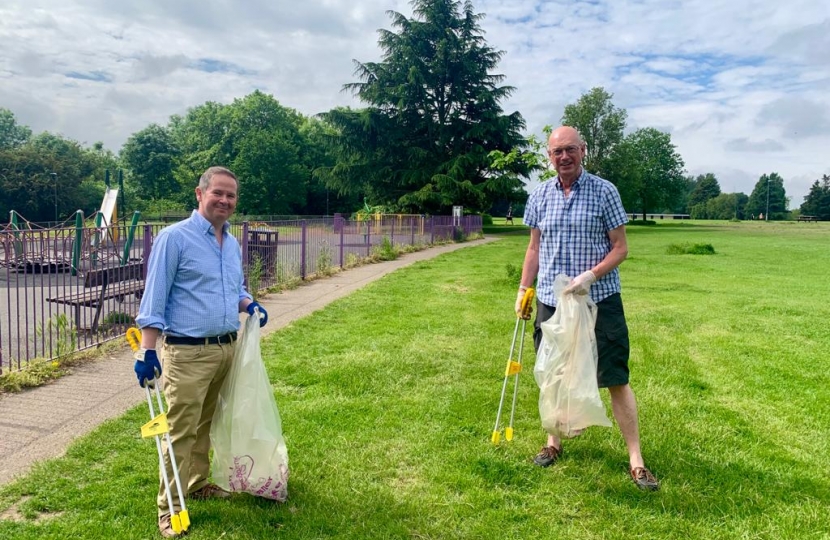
[321,0,529,213]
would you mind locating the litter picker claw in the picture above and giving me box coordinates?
[492,287,535,445]
[126,328,190,534]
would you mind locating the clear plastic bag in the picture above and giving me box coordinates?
[210,310,289,501]
[534,274,612,438]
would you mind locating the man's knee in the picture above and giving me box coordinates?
[607,383,636,402]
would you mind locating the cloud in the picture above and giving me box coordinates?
[189,59,254,76]
[769,19,830,67]
[725,138,785,152]
[65,70,113,83]
[756,97,830,139]
[131,55,188,81]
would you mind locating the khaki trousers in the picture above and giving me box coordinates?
[156,340,235,516]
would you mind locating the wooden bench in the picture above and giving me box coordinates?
[47,262,144,332]
[798,215,818,222]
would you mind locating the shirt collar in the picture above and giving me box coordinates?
[554,168,587,190]
[190,210,229,235]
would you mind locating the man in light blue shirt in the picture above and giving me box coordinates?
[516,126,658,491]
[135,166,269,537]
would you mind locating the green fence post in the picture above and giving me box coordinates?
[121,211,141,265]
[9,210,23,260]
[72,210,84,276]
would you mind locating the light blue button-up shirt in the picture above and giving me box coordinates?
[523,170,628,306]
[136,211,252,337]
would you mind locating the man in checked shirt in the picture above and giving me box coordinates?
[515,126,659,491]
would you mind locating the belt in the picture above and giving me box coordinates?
[164,332,237,346]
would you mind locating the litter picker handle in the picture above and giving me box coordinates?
[518,288,535,319]
[126,327,142,352]
[128,326,190,533]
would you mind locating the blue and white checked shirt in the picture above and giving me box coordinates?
[136,211,252,337]
[523,170,628,306]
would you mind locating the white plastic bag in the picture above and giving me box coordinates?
[534,274,612,438]
[210,310,289,501]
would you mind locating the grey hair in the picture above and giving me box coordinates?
[198,166,238,191]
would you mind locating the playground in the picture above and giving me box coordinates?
[0,186,144,369]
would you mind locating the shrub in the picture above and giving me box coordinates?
[482,214,493,225]
[666,242,716,255]
[36,313,77,358]
[344,252,362,269]
[317,241,333,277]
[0,358,66,393]
[102,311,133,325]
[372,237,398,261]
[247,253,264,300]
[505,263,522,285]
[275,260,301,290]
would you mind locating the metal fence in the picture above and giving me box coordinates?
[0,213,481,373]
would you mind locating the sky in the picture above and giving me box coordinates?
[1,0,829,208]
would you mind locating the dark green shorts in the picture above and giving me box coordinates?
[533,293,630,388]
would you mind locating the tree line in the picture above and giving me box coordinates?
[1,0,825,224]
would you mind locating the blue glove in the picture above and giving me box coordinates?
[247,302,268,327]
[134,348,161,388]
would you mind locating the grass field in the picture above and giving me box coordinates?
[1,220,828,539]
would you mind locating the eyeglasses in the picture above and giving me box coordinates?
[548,145,582,157]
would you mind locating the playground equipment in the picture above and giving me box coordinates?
[3,184,141,274]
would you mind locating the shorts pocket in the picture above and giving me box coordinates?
[603,322,628,342]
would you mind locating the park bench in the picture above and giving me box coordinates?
[46,261,144,333]
[797,215,818,222]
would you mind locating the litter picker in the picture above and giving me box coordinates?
[126,327,190,534]
[492,287,535,445]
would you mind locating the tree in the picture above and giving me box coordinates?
[690,192,748,220]
[226,92,308,216]
[688,173,721,209]
[299,117,359,215]
[672,175,697,214]
[800,174,830,220]
[321,0,530,214]
[120,124,180,200]
[0,132,96,222]
[746,173,787,219]
[0,108,32,150]
[487,126,552,215]
[166,91,312,216]
[561,87,627,176]
[605,128,686,219]
[168,101,233,208]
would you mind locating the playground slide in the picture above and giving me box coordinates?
[99,188,118,227]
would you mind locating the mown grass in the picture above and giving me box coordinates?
[1,220,828,539]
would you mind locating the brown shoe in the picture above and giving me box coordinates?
[188,483,231,500]
[630,467,660,491]
[158,513,186,538]
[532,445,562,467]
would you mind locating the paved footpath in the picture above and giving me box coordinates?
[0,237,497,486]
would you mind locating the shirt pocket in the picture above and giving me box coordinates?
[571,210,604,236]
